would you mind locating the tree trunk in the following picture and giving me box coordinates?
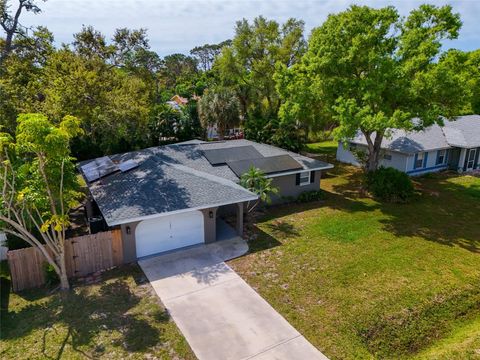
[365,132,384,172]
[58,251,70,290]
[217,122,225,140]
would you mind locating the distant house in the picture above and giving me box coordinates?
[170,94,188,106]
[336,115,480,175]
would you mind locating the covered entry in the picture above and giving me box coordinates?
[135,210,204,258]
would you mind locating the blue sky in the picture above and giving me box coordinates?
[21,0,479,56]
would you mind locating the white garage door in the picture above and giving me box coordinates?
[135,211,204,258]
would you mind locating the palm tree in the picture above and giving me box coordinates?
[240,167,279,212]
[198,88,240,140]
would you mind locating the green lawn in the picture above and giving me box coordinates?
[230,145,480,360]
[0,264,196,360]
[305,140,338,155]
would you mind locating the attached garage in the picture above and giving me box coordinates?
[135,210,204,258]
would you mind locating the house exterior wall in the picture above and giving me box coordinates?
[200,207,218,244]
[270,170,321,203]
[121,221,140,263]
[406,149,450,175]
[461,147,480,171]
[336,142,407,172]
[336,141,466,176]
[120,205,233,261]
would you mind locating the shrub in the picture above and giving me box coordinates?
[297,190,325,203]
[365,167,414,203]
[43,262,59,286]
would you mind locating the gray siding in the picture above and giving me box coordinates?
[270,170,321,203]
[121,222,139,263]
[200,207,218,244]
[336,142,408,172]
[405,149,450,175]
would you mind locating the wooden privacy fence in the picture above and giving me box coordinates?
[7,229,123,292]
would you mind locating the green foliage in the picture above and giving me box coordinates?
[297,190,325,203]
[365,167,414,203]
[43,262,60,286]
[198,87,240,139]
[277,4,466,172]
[239,167,279,208]
[215,16,307,148]
[1,113,83,225]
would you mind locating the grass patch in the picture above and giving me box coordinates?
[230,148,480,359]
[0,264,195,359]
[305,140,338,157]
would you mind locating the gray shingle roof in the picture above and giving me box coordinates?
[87,153,257,226]
[351,115,480,153]
[443,115,480,148]
[81,140,333,225]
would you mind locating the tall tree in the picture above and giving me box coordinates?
[436,49,480,114]
[0,26,54,133]
[160,53,198,91]
[277,4,466,171]
[0,0,44,63]
[190,40,231,72]
[0,113,83,290]
[215,16,306,118]
[198,88,240,140]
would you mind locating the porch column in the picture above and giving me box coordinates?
[236,202,244,237]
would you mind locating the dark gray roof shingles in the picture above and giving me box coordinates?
[82,139,333,225]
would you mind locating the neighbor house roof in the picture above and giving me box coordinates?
[80,140,333,226]
[350,115,480,153]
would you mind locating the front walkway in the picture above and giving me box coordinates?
[139,238,328,360]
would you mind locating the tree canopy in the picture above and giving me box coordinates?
[0,113,83,289]
[277,4,467,171]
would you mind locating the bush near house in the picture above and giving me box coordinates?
[297,190,325,203]
[365,167,415,203]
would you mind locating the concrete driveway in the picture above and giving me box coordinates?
[139,238,328,360]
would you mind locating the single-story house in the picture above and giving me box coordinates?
[336,115,480,175]
[80,139,333,260]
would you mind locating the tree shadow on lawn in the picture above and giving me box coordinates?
[328,172,480,253]
[1,267,169,359]
[260,170,480,254]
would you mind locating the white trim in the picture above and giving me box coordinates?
[265,165,333,178]
[299,171,311,186]
[466,148,477,170]
[107,196,258,226]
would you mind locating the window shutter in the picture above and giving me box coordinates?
[295,173,300,185]
[474,149,479,169]
[310,171,315,183]
[423,152,428,168]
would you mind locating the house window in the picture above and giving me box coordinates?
[383,154,392,161]
[299,172,310,186]
[436,149,446,165]
[414,152,425,169]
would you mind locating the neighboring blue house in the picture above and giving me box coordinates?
[336,115,480,175]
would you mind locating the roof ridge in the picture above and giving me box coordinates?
[165,162,257,197]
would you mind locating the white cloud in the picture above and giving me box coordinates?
[19,0,480,56]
